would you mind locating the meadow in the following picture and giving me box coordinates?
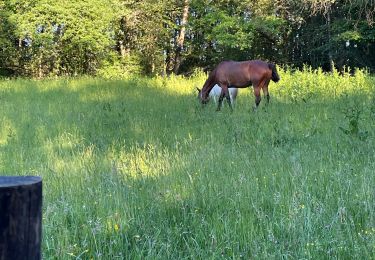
[0,68,374,259]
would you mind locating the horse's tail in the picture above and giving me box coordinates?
[268,63,280,83]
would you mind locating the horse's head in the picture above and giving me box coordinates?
[196,87,209,104]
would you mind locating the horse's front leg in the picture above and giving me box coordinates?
[217,91,225,111]
[221,84,233,111]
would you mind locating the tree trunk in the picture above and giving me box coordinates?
[173,0,189,74]
[0,176,42,260]
[327,8,334,72]
[118,17,129,58]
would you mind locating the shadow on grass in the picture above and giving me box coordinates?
[0,78,374,258]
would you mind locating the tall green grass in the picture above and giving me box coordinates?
[0,68,374,259]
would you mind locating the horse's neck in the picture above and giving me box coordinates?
[201,69,217,100]
[202,84,214,100]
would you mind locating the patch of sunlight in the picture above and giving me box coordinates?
[0,80,15,92]
[152,75,207,96]
[0,118,17,146]
[78,144,96,167]
[44,145,97,177]
[43,131,89,175]
[49,156,73,174]
[54,131,85,151]
[107,143,175,180]
[78,88,118,103]
[35,79,68,92]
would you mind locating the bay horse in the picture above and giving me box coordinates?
[198,60,280,111]
[196,84,239,105]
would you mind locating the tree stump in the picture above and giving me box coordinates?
[0,176,42,260]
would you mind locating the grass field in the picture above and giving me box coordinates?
[0,68,374,259]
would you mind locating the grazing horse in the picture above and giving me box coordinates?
[198,60,280,111]
[196,84,239,105]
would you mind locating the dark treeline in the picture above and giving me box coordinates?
[0,0,374,78]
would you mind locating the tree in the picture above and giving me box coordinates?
[179,0,285,72]
[291,0,375,71]
[1,0,375,77]
[172,0,190,74]
[1,0,116,77]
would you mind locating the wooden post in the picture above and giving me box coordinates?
[0,176,42,260]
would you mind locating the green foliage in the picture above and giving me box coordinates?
[276,65,372,103]
[0,71,374,258]
[339,106,368,141]
[206,10,253,49]
[96,53,143,79]
[0,0,117,76]
[336,30,362,41]
[1,0,375,77]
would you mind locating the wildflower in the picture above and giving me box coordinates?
[114,224,120,232]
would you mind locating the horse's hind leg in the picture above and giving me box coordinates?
[262,80,271,104]
[253,86,261,109]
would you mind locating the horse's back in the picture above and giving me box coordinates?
[216,60,248,70]
[214,61,252,87]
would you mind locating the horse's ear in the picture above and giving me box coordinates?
[196,87,201,92]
